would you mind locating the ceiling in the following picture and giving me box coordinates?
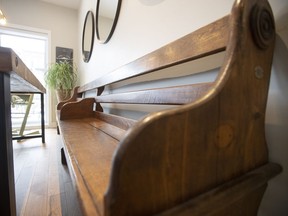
[39,0,81,10]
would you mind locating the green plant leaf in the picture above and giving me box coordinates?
[44,60,77,91]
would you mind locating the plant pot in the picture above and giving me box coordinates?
[56,89,72,102]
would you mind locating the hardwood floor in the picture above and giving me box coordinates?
[13,129,82,216]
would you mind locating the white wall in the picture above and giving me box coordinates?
[5,0,78,64]
[78,0,234,83]
[78,0,288,83]
[78,0,288,215]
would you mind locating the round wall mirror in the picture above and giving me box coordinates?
[96,0,122,43]
[82,11,95,62]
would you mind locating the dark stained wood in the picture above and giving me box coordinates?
[13,129,83,216]
[94,112,136,130]
[56,0,281,215]
[87,119,127,141]
[104,0,279,215]
[78,16,229,93]
[57,86,80,110]
[58,118,120,216]
[95,82,213,105]
[0,47,46,93]
[89,119,126,141]
[157,163,282,216]
[59,98,95,120]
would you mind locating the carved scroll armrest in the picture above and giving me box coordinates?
[57,86,80,110]
[59,98,95,120]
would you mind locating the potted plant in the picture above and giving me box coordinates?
[45,61,77,102]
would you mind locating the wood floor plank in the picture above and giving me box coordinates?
[24,172,48,216]
[23,193,47,216]
[13,151,30,183]
[64,182,83,216]
[15,166,34,216]
[49,194,62,216]
[13,129,82,216]
[48,173,61,197]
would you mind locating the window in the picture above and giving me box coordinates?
[0,26,50,131]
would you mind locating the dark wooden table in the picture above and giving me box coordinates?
[0,47,46,216]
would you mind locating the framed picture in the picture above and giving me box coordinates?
[56,46,73,64]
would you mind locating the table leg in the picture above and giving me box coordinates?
[41,93,45,143]
[0,73,16,216]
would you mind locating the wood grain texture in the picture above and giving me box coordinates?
[104,0,280,215]
[95,82,213,105]
[94,112,136,130]
[87,119,127,141]
[77,16,229,93]
[0,47,46,93]
[58,118,121,216]
[56,0,281,215]
[57,87,81,110]
[13,129,83,216]
[59,98,95,120]
[157,163,282,216]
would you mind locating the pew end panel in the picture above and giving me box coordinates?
[57,0,282,215]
